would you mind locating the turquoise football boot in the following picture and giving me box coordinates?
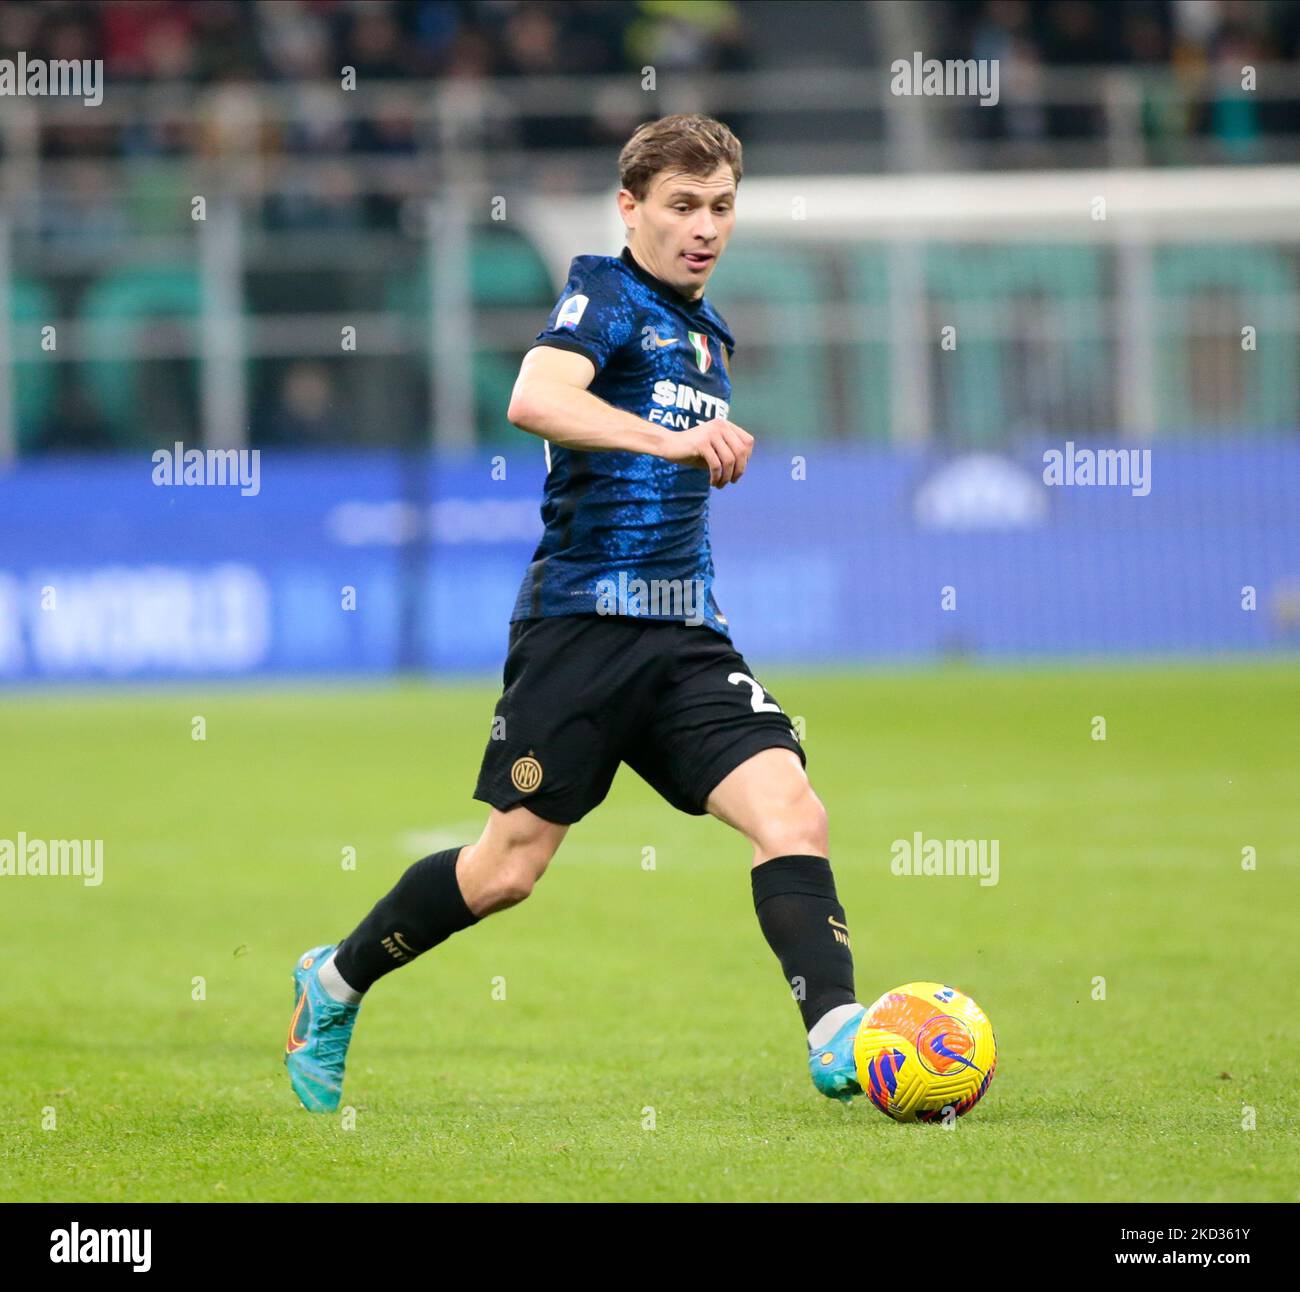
[809,1005,866,1103]
[284,944,361,1112]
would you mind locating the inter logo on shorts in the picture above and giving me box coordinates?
[511,755,543,793]
[688,331,712,373]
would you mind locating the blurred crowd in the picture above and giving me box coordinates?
[7,1,1299,455]
[1,0,755,205]
[3,0,1296,166]
[949,0,1300,150]
[1,0,748,94]
[957,0,1300,70]
[8,0,1295,88]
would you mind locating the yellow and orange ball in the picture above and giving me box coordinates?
[854,982,997,1122]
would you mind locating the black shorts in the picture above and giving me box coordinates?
[474,614,806,825]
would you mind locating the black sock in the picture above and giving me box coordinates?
[332,847,478,993]
[751,855,857,1033]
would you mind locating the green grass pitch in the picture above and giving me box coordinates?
[2,661,1296,1202]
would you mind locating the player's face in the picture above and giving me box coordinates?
[621,164,736,300]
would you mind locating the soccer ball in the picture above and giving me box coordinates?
[853,981,997,1122]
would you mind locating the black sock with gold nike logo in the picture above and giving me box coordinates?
[330,847,478,995]
[751,854,857,1037]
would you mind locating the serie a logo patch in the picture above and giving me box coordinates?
[556,294,589,330]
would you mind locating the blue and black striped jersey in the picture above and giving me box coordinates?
[512,245,736,638]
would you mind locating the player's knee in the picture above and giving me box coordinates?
[805,788,830,855]
[464,810,562,913]
[491,862,539,907]
[485,834,555,907]
[753,782,828,860]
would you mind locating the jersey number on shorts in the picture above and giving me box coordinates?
[727,671,783,715]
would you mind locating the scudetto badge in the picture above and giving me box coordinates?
[511,755,543,793]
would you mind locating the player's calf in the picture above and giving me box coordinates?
[750,852,862,1097]
[709,749,863,1102]
[282,845,479,1112]
[325,845,482,998]
[283,811,563,1111]
[310,808,562,999]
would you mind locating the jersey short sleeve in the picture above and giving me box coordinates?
[531,256,638,376]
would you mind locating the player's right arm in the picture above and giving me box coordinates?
[507,345,753,487]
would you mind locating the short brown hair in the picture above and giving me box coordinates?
[618,114,743,200]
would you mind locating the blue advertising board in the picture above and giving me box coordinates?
[1,439,1297,682]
